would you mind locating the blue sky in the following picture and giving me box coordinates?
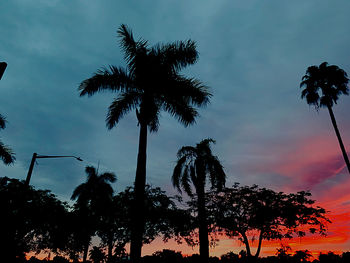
[1,0,350,254]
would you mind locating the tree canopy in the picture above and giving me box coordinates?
[0,177,70,262]
[208,184,330,258]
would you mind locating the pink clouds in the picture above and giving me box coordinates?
[238,133,348,192]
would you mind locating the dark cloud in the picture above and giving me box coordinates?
[0,1,349,207]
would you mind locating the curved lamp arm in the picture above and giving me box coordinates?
[25,152,83,186]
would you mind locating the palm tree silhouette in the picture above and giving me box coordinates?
[172,138,225,262]
[71,166,116,263]
[0,114,15,165]
[300,62,350,174]
[79,24,210,262]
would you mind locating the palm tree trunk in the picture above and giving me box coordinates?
[130,121,148,263]
[254,230,264,258]
[197,186,209,263]
[107,238,113,262]
[327,105,350,174]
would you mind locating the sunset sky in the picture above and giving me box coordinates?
[1,0,350,257]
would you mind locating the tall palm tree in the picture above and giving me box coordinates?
[71,166,116,263]
[172,138,226,262]
[0,114,15,165]
[79,24,210,262]
[300,62,350,174]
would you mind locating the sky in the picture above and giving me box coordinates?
[1,0,350,257]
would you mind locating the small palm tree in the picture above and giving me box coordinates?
[71,166,116,263]
[300,62,350,174]
[0,114,15,165]
[172,138,226,262]
[79,24,210,262]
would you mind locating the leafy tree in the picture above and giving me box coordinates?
[300,62,350,174]
[0,114,15,164]
[97,191,130,262]
[150,249,183,263]
[318,251,341,263]
[52,255,70,263]
[275,244,292,261]
[71,166,116,263]
[89,246,106,263]
[79,24,210,262]
[172,138,226,262]
[209,184,330,258]
[0,177,70,262]
[220,252,239,263]
[111,185,191,245]
[95,185,190,263]
[293,250,313,262]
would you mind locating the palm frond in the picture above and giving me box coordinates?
[208,156,226,190]
[199,138,215,148]
[165,75,212,107]
[0,141,15,165]
[157,40,198,71]
[100,172,117,183]
[148,113,160,133]
[162,98,198,127]
[172,156,187,192]
[0,114,6,129]
[117,24,148,72]
[79,66,132,97]
[71,183,87,200]
[85,166,97,178]
[177,146,196,159]
[181,165,193,197]
[106,91,141,129]
[117,24,137,64]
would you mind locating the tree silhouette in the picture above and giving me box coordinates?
[0,177,69,262]
[79,24,210,262]
[172,138,226,262]
[71,166,116,263]
[300,62,350,174]
[293,250,313,262]
[0,114,15,165]
[89,246,106,263]
[97,192,129,262]
[209,184,330,258]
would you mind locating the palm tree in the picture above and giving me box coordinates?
[300,62,350,174]
[172,138,226,262]
[71,166,116,263]
[0,114,15,165]
[79,24,210,262]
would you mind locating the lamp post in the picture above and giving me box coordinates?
[25,152,83,186]
[0,62,7,80]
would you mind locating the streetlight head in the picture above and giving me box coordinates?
[76,157,83,161]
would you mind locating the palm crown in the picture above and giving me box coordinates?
[300,62,350,174]
[172,138,226,196]
[300,62,349,109]
[79,24,211,131]
[71,166,116,210]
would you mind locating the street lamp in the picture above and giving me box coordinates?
[0,62,7,80]
[25,152,83,186]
